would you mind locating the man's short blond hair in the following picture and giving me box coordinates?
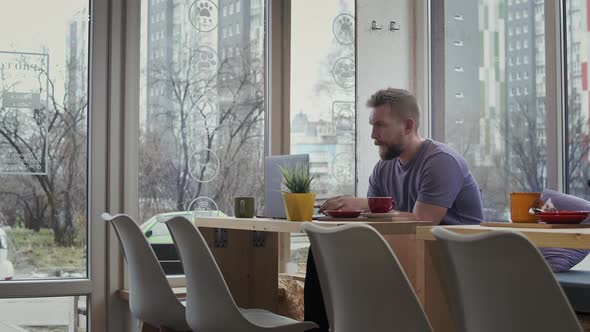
[366,88,420,130]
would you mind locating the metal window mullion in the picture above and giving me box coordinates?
[89,0,110,331]
[544,0,566,191]
[430,0,445,141]
[105,0,143,330]
[415,0,432,139]
[268,0,292,274]
[268,0,291,156]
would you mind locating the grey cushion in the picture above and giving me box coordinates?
[539,189,590,272]
[542,190,590,313]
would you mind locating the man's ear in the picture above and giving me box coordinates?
[405,118,415,134]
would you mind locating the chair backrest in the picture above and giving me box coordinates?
[432,227,582,332]
[302,223,432,332]
[102,213,187,330]
[165,216,248,330]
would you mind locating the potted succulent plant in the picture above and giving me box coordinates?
[279,163,316,221]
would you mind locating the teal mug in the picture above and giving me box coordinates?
[234,197,255,218]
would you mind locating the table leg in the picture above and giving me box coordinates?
[416,239,456,332]
[383,234,419,289]
[199,228,279,311]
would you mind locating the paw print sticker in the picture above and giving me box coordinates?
[189,148,220,183]
[331,152,354,184]
[332,101,355,132]
[332,57,355,89]
[188,196,221,217]
[333,13,355,45]
[193,46,218,79]
[189,0,218,32]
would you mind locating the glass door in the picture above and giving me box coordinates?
[0,0,103,330]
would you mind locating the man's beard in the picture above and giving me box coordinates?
[379,144,404,160]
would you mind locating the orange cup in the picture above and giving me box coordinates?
[510,192,543,223]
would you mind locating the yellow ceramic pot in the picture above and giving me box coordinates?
[282,192,316,221]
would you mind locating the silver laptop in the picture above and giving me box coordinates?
[264,154,311,219]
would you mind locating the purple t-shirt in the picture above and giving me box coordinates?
[367,139,483,225]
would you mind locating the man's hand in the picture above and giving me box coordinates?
[318,196,369,213]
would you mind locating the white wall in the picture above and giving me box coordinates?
[356,0,416,196]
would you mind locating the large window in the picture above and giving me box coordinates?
[433,0,546,220]
[565,0,590,199]
[139,0,266,225]
[289,0,355,272]
[0,1,89,280]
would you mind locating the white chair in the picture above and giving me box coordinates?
[301,222,432,332]
[165,216,318,332]
[432,227,582,332]
[102,213,190,331]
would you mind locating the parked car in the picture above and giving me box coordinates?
[139,211,227,275]
[0,228,14,280]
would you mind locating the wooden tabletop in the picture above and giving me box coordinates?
[193,216,432,235]
[416,225,590,249]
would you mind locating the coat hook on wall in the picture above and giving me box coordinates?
[371,20,382,31]
[390,21,401,31]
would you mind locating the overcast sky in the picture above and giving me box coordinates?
[0,0,86,73]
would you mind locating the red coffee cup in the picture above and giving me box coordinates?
[368,197,394,213]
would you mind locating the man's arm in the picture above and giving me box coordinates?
[318,198,446,224]
[319,162,382,213]
[385,204,446,224]
[413,201,448,224]
[414,153,465,224]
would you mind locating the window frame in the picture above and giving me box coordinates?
[542,0,565,191]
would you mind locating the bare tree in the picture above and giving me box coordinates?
[0,62,87,246]
[139,42,266,220]
[503,96,546,192]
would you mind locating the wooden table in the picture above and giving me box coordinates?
[415,225,590,332]
[193,217,431,312]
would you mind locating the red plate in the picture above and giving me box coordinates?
[323,210,363,218]
[536,211,590,215]
[537,213,590,224]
